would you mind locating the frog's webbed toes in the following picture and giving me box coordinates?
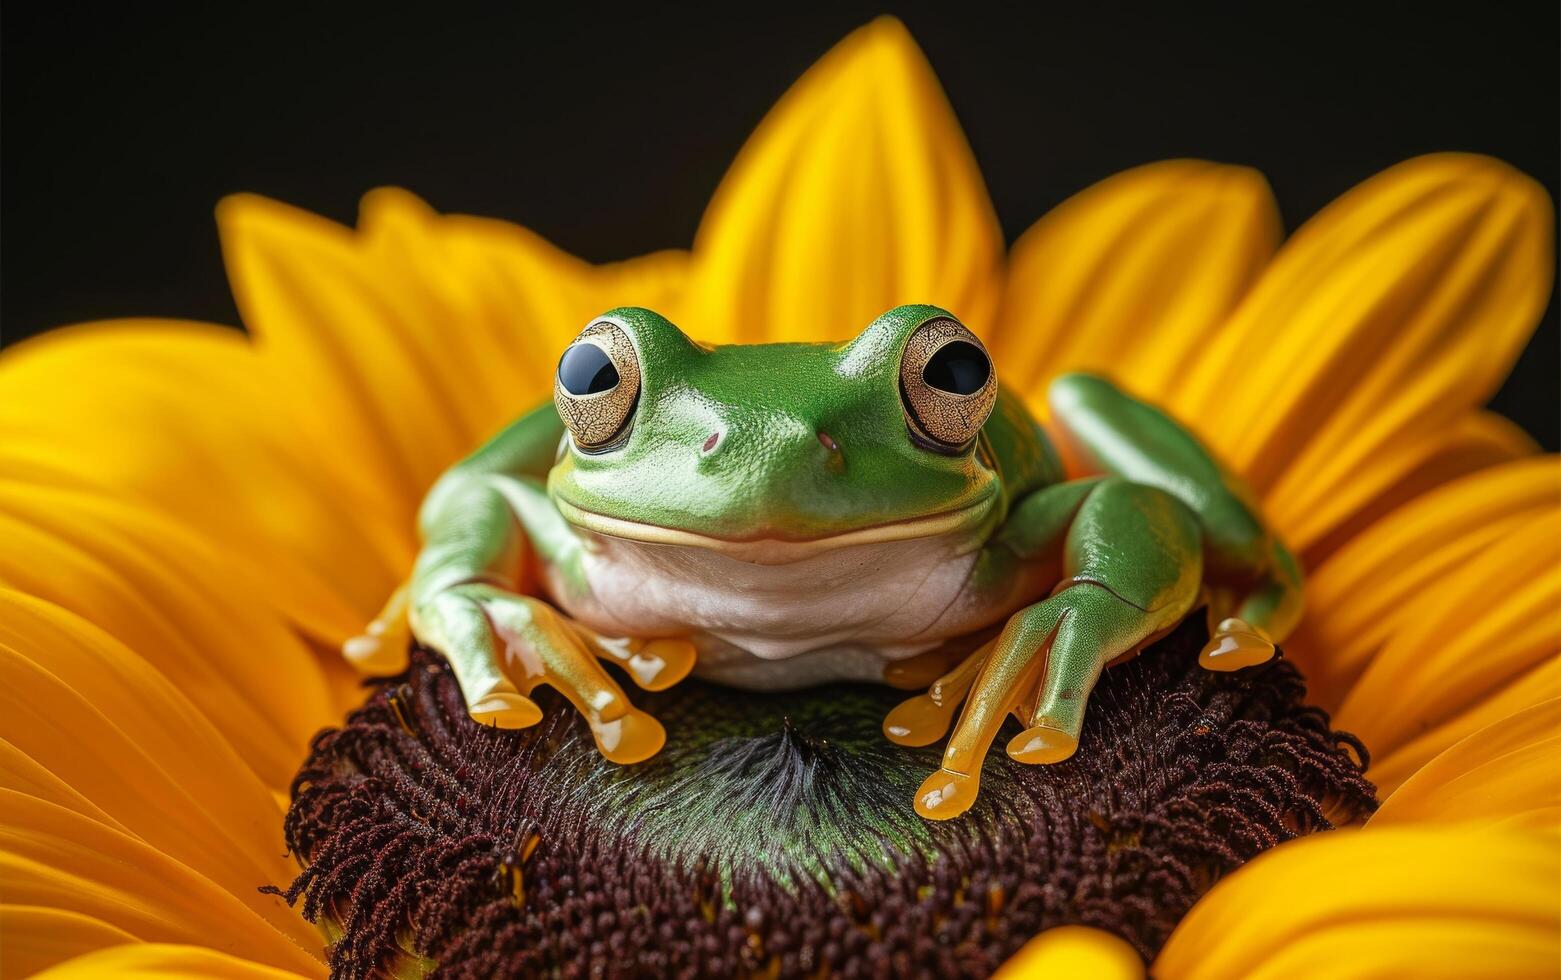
[429,584,668,764]
[566,623,697,692]
[410,586,543,730]
[883,641,990,747]
[343,582,413,675]
[1198,616,1276,671]
[912,583,1171,821]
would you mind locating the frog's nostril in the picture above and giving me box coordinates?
[701,431,723,455]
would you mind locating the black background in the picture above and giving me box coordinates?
[4,5,1556,446]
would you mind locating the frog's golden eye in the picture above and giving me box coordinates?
[899,317,997,450]
[554,321,641,449]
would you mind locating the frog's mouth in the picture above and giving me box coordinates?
[551,491,998,563]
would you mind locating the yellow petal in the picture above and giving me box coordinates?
[1334,512,1561,796]
[356,187,690,430]
[33,943,314,980]
[1,792,323,974]
[686,16,1003,344]
[1372,699,1561,830]
[1286,456,1559,708]
[994,925,1144,979]
[0,484,336,776]
[219,187,693,552]
[992,160,1279,405]
[0,738,124,832]
[0,591,310,943]
[0,320,406,640]
[0,906,137,978]
[352,189,548,445]
[1367,657,1561,799]
[1291,409,1538,558]
[1155,827,1560,979]
[218,192,473,507]
[1179,154,1553,519]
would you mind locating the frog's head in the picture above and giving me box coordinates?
[548,304,1005,561]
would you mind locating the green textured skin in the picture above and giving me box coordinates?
[406,304,1302,765]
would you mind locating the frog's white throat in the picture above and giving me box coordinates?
[544,524,1014,690]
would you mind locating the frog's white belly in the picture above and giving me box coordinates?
[545,528,1049,690]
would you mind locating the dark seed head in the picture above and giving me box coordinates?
[269,617,1375,978]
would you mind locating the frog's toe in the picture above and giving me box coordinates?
[589,708,666,765]
[342,630,402,673]
[1198,617,1275,671]
[343,583,412,675]
[882,645,968,691]
[883,640,990,747]
[468,691,545,729]
[567,623,697,692]
[1005,724,1079,765]
[413,584,672,762]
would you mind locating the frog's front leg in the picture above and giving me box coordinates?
[342,407,694,764]
[1047,372,1303,666]
[904,477,1203,820]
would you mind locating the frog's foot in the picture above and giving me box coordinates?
[411,583,694,764]
[342,582,413,675]
[1198,616,1276,671]
[908,582,1184,821]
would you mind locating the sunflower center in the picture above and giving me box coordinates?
[268,619,1374,977]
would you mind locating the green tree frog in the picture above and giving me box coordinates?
[345,305,1301,820]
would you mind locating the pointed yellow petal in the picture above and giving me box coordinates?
[1372,699,1561,830]
[1334,512,1561,796]
[1180,154,1553,519]
[33,943,315,979]
[220,186,691,554]
[356,186,690,431]
[687,16,1002,344]
[0,321,407,640]
[1155,827,1561,979]
[0,488,333,783]
[993,160,1279,405]
[0,906,137,978]
[995,925,1144,979]
[1285,457,1559,708]
[1,792,323,974]
[218,193,475,505]
[352,188,543,444]
[0,591,311,943]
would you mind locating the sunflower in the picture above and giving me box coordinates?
[1,15,1557,979]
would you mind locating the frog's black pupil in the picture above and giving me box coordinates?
[922,340,989,395]
[558,343,619,396]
